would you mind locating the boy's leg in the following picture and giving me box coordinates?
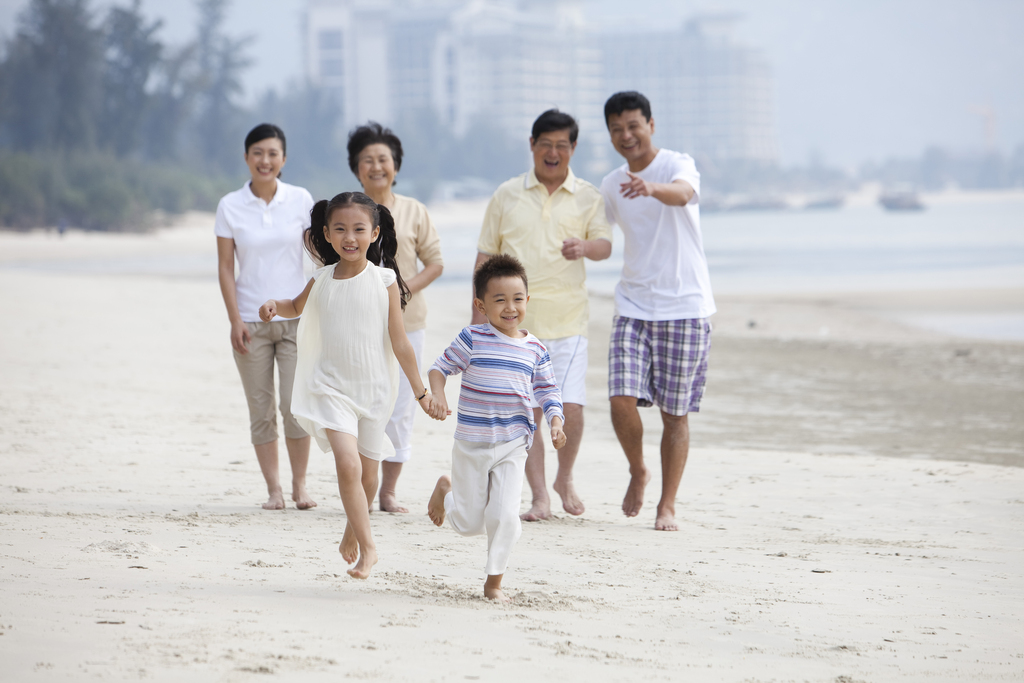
[326,430,377,579]
[445,440,490,535]
[483,438,528,579]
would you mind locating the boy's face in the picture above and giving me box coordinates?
[474,275,529,337]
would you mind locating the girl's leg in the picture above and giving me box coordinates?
[326,430,378,579]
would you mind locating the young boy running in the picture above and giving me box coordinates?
[427,254,566,602]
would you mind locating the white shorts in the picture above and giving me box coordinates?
[530,335,587,407]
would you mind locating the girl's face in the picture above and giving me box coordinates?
[245,137,285,184]
[356,143,397,195]
[324,205,379,263]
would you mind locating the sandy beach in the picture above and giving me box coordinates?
[1,218,1023,682]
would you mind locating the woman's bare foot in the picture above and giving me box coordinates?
[553,477,585,516]
[263,490,286,510]
[519,500,551,522]
[427,476,450,527]
[292,484,317,510]
[622,469,651,517]
[483,575,510,603]
[654,503,679,531]
[347,546,378,579]
[339,522,358,563]
[379,492,409,513]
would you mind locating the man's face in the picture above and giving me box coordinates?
[607,109,655,163]
[530,129,575,186]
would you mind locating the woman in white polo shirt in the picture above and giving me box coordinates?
[347,122,444,513]
[215,123,316,511]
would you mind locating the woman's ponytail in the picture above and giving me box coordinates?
[372,204,411,309]
[304,199,337,266]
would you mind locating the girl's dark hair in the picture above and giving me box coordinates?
[245,123,287,155]
[346,122,403,180]
[305,192,410,308]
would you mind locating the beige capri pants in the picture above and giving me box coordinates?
[232,320,307,445]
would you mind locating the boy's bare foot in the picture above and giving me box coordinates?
[553,477,585,516]
[427,476,450,527]
[339,522,358,563]
[379,492,409,514]
[654,503,678,531]
[347,546,378,580]
[484,575,510,603]
[520,500,551,522]
[263,490,286,510]
[622,469,651,517]
[292,484,317,510]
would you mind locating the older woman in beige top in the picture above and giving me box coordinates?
[347,122,444,512]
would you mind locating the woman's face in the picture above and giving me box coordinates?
[245,137,285,184]
[356,143,397,195]
[324,205,379,264]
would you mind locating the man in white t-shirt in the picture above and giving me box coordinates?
[599,91,715,532]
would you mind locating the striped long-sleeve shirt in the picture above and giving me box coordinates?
[430,323,564,448]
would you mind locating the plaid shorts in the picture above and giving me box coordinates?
[608,316,712,415]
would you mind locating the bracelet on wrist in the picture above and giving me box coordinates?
[415,389,428,401]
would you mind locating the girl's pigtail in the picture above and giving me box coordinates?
[375,204,411,309]
[304,199,338,266]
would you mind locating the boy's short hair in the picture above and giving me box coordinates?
[474,254,528,299]
[604,91,652,128]
[531,108,579,144]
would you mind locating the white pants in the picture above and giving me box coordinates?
[384,328,425,463]
[445,436,529,576]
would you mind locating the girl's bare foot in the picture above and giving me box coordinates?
[263,490,286,510]
[292,484,317,510]
[339,522,358,563]
[347,546,378,579]
[553,477,585,516]
[622,469,651,517]
[483,575,510,603]
[379,492,409,513]
[427,475,450,527]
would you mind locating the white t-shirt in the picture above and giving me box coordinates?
[600,149,716,321]
[214,180,315,322]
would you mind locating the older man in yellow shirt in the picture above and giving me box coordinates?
[472,109,612,521]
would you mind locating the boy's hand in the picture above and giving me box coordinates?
[259,300,277,322]
[550,425,566,450]
[419,393,450,421]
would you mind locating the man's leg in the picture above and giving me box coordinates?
[610,395,650,517]
[552,402,584,515]
[656,412,689,531]
[521,408,550,521]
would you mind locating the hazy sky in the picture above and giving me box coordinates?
[1,0,1021,167]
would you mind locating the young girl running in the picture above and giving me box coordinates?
[259,192,447,579]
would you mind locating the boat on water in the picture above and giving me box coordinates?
[803,194,845,210]
[879,189,924,211]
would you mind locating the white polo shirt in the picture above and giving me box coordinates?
[600,149,716,321]
[214,180,314,322]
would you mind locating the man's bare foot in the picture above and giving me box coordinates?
[520,499,551,522]
[262,490,286,510]
[347,546,378,580]
[379,491,409,514]
[553,477,585,516]
[483,575,510,603]
[339,523,358,563]
[622,469,651,517]
[292,484,317,510]
[427,475,450,527]
[654,504,678,531]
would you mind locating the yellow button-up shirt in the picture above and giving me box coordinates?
[478,168,611,340]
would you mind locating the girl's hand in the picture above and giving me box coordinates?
[551,425,567,450]
[418,393,450,421]
[259,300,277,322]
[230,320,251,354]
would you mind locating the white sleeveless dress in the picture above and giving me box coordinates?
[291,262,399,460]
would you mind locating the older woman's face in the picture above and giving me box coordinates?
[356,143,397,195]
[245,137,285,184]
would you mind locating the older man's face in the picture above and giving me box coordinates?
[530,129,575,187]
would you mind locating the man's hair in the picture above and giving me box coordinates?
[604,91,652,128]
[474,253,528,299]
[531,108,578,144]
